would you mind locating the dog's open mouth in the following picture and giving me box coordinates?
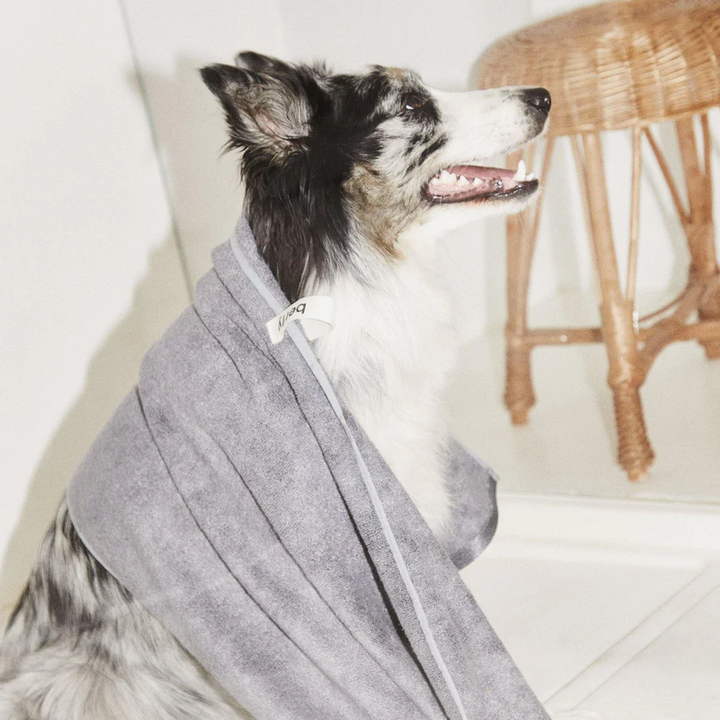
[426,160,538,204]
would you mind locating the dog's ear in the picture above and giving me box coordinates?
[201,63,311,152]
[233,52,330,80]
[233,51,290,74]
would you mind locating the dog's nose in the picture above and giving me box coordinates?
[521,87,551,116]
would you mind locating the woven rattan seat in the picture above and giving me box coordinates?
[474,0,720,480]
[476,0,720,136]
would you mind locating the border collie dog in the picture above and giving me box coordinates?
[0,53,549,719]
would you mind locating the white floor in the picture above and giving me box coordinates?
[449,320,720,503]
[451,321,720,719]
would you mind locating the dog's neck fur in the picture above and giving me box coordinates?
[308,223,457,535]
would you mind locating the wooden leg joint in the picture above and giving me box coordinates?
[599,301,643,387]
[598,302,655,479]
[698,269,720,359]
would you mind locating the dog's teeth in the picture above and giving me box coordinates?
[440,170,451,182]
[458,175,469,186]
[448,173,457,184]
[430,177,440,186]
[472,177,482,186]
[513,159,527,182]
[526,172,536,181]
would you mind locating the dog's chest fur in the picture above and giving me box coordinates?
[311,237,457,535]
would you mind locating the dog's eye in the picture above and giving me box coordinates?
[404,94,427,111]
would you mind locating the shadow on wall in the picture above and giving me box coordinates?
[0,54,244,621]
[140,55,246,286]
[0,234,189,622]
[0,54,248,621]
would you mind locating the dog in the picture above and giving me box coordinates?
[0,52,549,719]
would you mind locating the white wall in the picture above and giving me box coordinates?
[0,0,190,617]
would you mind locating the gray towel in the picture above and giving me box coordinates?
[67,216,548,720]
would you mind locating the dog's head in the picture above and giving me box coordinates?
[202,52,550,300]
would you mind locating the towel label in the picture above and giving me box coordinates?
[267,296,335,344]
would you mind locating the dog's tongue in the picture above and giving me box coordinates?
[428,165,520,199]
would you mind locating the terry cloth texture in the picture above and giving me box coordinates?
[67,216,549,720]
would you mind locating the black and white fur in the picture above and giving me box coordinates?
[0,52,549,719]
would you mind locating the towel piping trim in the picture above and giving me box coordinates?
[229,232,468,720]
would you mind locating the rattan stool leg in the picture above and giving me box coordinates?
[676,115,720,359]
[505,207,536,425]
[578,133,655,480]
[699,285,720,359]
[503,142,554,425]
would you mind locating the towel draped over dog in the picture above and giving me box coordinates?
[67,217,549,720]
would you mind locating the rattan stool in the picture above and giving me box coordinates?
[475,0,720,480]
